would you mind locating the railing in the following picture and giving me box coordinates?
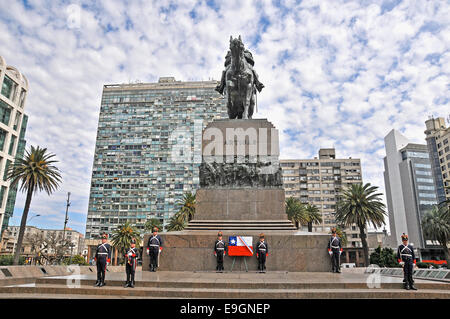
[364,266,450,282]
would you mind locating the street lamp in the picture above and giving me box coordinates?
[27,214,41,223]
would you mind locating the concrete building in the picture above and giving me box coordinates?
[424,117,450,204]
[0,226,85,263]
[85,77,227,239]
[280,148,363,248]
[0,56,29,233]
[383,129,439,260]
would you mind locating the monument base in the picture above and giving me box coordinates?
[143,231,331,272]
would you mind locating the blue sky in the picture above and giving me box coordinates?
[1,0,449,234]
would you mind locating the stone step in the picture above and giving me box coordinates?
[34,278,450,291]
[0,284,449,299]
[186,220,297,230]
[185,225,295,231]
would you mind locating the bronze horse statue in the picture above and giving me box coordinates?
[225,36,257,119]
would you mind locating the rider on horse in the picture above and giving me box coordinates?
[215,49,265,95]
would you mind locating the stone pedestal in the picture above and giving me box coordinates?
[143,231,331,272]
[143,119,331,272]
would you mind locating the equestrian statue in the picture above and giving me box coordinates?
[215,35,264,119]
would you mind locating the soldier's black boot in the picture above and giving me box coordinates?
[124,281,130,288]
[409,279,417,290]
[94,280,100,287]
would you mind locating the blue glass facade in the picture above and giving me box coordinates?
[85,78,227,239]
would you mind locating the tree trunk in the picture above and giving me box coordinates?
[307,222,312,232]
[114,247,118,266]
[359,224,369,267]
[13,187,33,265]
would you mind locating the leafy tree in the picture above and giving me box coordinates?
[166,212,186,231]
[304,203,322,232]
[335,183,386,266]
[0,255,25,265]
[370,246,399,267]
[422,205,450,269]
[285,197,307,229]
[175,192,196,223]
[334,226,348,247]
[63,255,88,265]
[144,218,163,233]
[111,222,141,265]
[7,146,61,265]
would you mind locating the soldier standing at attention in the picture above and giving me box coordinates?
[255,233,268,273]
[94,233,111,287]
[124,238,139,288]
[214,231,227,272]
[327,228,343,273]
[146,227,163,272]
[397,233,417,290]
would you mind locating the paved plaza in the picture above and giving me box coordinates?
[0,270,449,299]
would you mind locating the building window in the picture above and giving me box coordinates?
[18,89,26,108]
[8,135,16,155]
[1,75,17,101]
[0,186,6,208]
[13,111,21,131]
[0,100,12,126]
[415,170,431,176]
[0,128,6,151]
[3,159,11,181]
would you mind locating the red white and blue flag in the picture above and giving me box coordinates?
[228,236,253,256]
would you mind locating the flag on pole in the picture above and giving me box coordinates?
[228,236,253,256]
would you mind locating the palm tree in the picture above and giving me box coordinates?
[335,183,386,266]
[422,205,450,269]
[111,222,141,265]
[175,192,196,223]
[144,218,163,233]
[334,226,348,247]
[304,203,322,232]
[285,197,307,229]
[166,212,186,231]
[7,146,61,265]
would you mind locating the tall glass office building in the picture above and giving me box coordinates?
[384,129,439,259]
[0,56,29,234]
[85,77,227,239]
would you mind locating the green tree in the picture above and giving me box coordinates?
[63,255,88,265]
[111,222,141,265]
[422,205,450,269]
[285,197,307,229]
[304,203,322,232]
[144,218,163,233]
[7,146,62,265]
[175,192,196,223]
[369,246,382,265]
[335,183,386,267]
[166,212,186,231]
[334,226,348,247]
[370,246,399,267]
[0,255,25,265]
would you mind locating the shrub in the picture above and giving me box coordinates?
[0,255,25,265]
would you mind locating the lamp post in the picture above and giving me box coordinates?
[62,192,71,241]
